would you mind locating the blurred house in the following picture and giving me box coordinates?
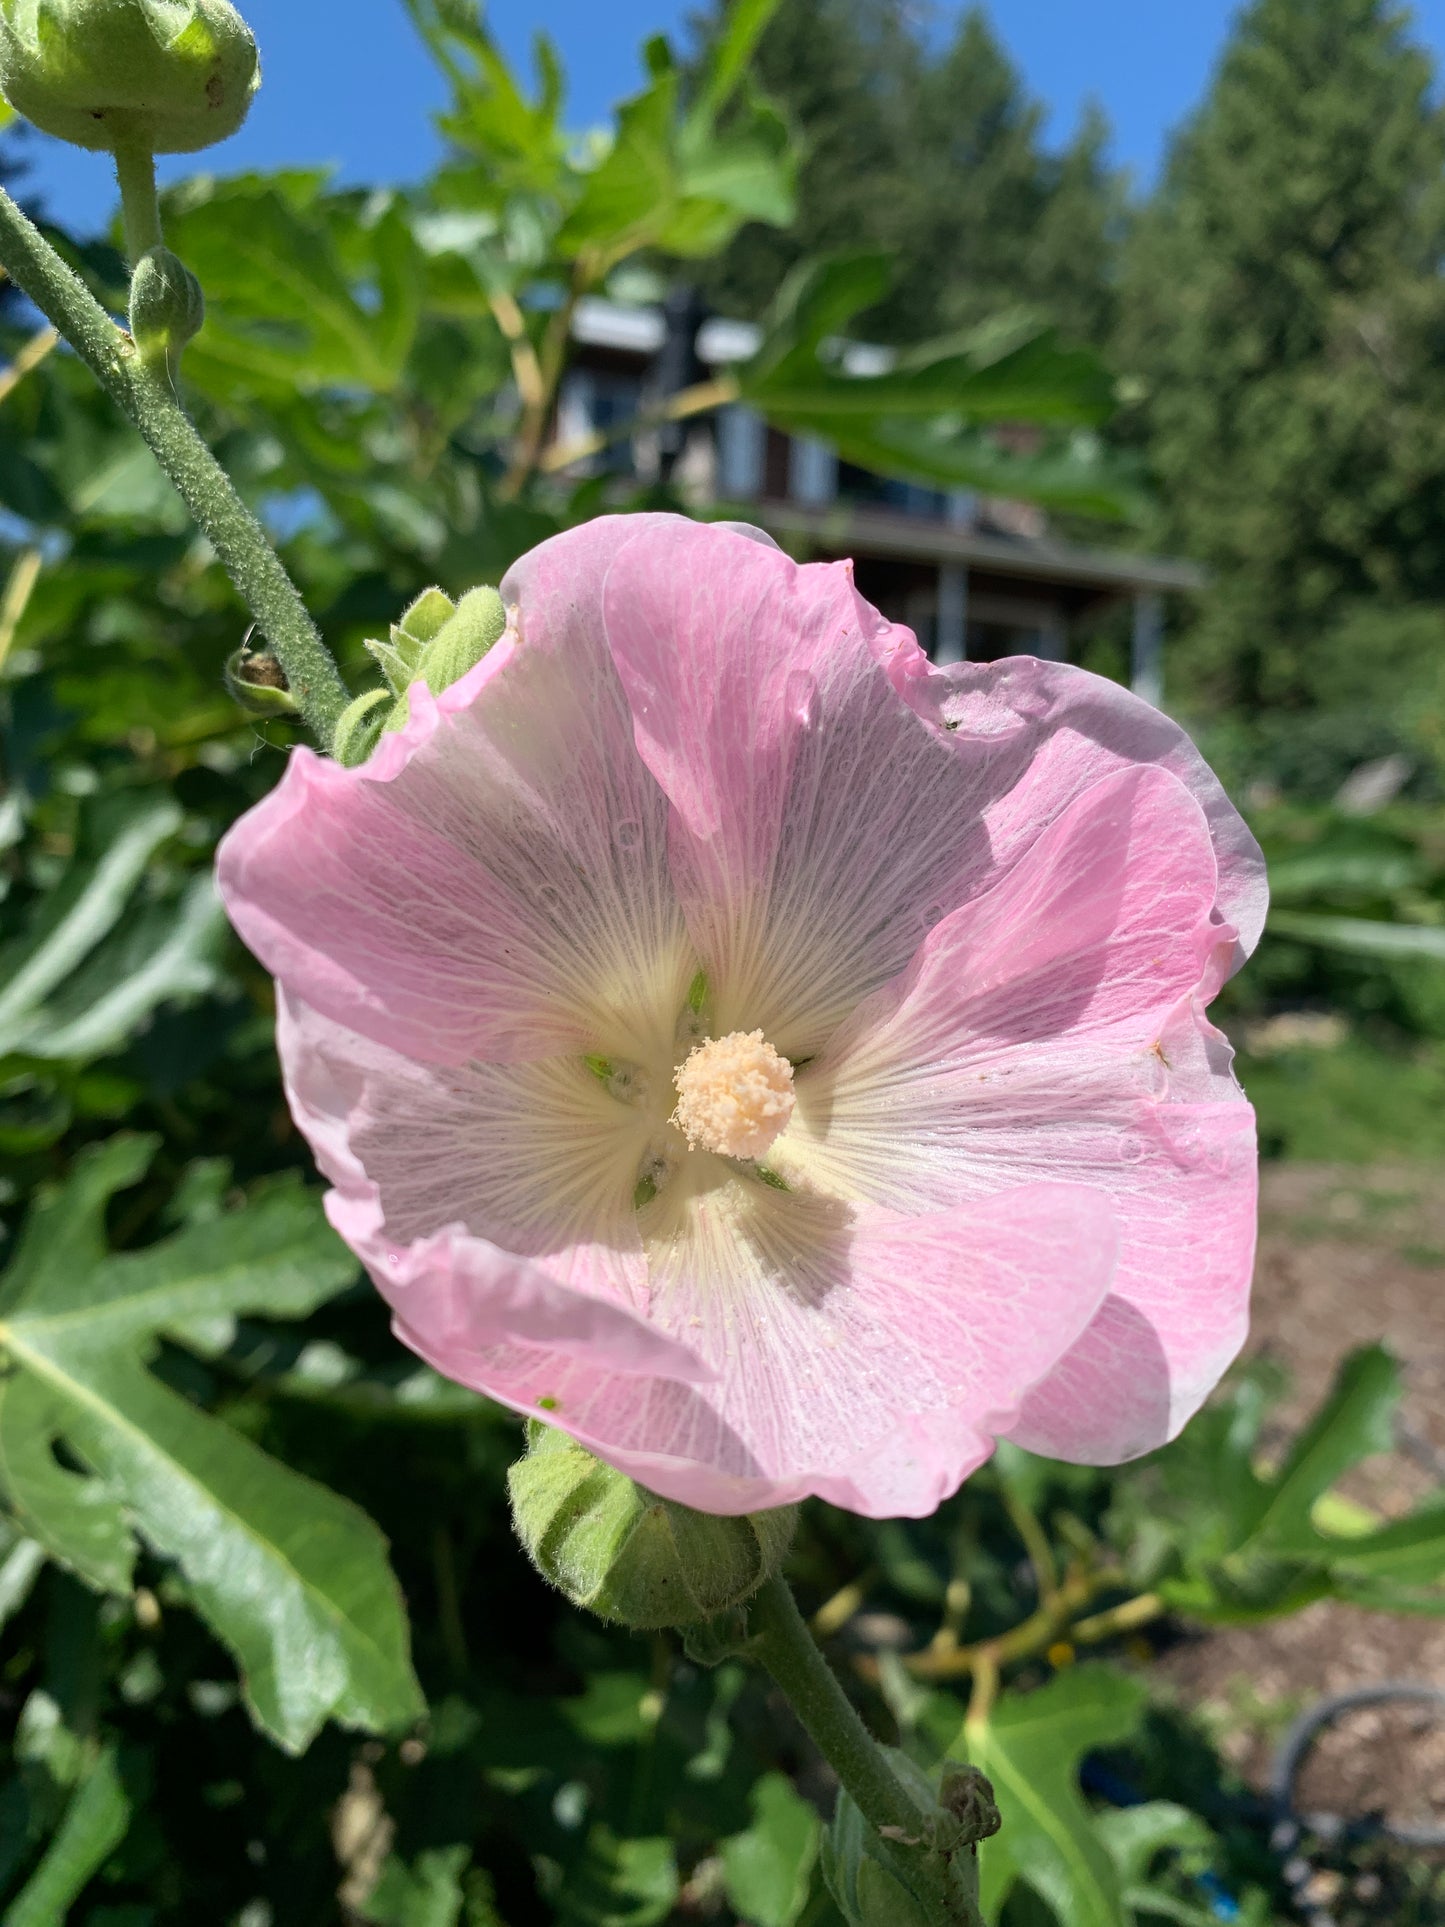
[553,295,1202,706]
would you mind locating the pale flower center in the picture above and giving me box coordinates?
[671,1030,796,1161]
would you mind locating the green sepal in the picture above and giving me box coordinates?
[413,584,506,695]
[394,585,456,647]
[223,642,295,718]
[508,1421,798,1631]
[383,584,506,733]
[364,633,425,697]
[332,687,393,767]
[128,243,203,368]
[0,0,260,155]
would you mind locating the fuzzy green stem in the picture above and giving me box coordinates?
[113,140,163,260]
[0,185,350,746]
[749,1572,983,1926]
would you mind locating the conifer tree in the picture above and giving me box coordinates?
[692,0,1119,345]
[1119,0,1445,714]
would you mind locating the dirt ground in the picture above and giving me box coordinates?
[1153,1162,1445,1850]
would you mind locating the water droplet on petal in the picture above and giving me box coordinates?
[1118,1134,1146,1165]
[614,818,641,850]
[922,902,947,929]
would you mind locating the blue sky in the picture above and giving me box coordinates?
[9,0,1445,234]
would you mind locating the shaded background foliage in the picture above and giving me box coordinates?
[2,0,1445,1923]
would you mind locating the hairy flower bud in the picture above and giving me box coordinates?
[0,0,259,155]
[508,1421,797,1630]
[128,242,203,365]
[223,640,294,718]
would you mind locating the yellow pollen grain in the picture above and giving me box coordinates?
[671,1029,796,1161]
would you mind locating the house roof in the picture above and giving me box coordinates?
[756,501,1206,595]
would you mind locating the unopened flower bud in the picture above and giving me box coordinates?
[394,585,455,647]
[128,243,203,366]
[508,1421,797,1630]
[224,640,295,718]
[0,0,260,155]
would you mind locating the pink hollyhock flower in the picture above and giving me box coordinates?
[218,514,1265,1519]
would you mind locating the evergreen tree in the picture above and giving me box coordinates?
[692,0,1120,345]
[1119,0,1445,714]
[691,0,922,330]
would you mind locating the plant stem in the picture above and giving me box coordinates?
[874,1561,1128,1684]
[1069,1590,1164,1648]
[500,265,584,498]
[0,185,350,746]
[539,373,741,476]
[113,140,163,260]
[749,1572,983,1926]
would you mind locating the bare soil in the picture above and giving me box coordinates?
[1153,1162,1445,1848]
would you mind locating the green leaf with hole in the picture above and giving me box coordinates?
[0,1134,423,1753]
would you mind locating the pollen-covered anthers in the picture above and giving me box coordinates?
[671,1030,796,1161]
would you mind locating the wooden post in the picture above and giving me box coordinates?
[1131,590,1164,707]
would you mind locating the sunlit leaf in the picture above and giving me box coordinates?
[735,254,1140,516]
[0,1136,423,1752]
[955,1665,1147,1927]
[163,177,424,399]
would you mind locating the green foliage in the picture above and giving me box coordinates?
[3,1746,129,1927]
[721,1771,820,1926]
[1110,1346,1445,1624]
[0,1134,424,1749]
[0,790,226,1064]
[736,253,1138,515]
[958,1667,1148,1927]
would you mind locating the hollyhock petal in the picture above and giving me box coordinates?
[883,651,1267,973]
[584,517,988,1056]
[784,763,1256,1460]
[219,530,693,1066]
[278,992,711,1381]
[377,1178,1118,1518]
